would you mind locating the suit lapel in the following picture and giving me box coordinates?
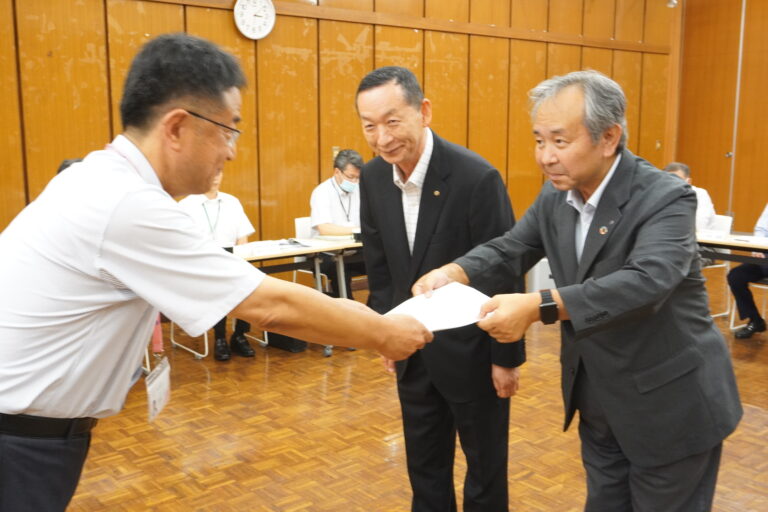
[379,164,411,270]
[556,199,579,283]
[408,135,448,283]
[575,151,634,282]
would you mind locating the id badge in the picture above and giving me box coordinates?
[145,356,171,422]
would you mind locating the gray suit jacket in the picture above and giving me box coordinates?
[456,149,742,466]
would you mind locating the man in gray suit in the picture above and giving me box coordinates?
[414,70,742,511]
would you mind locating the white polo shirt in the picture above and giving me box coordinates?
[0,135,264,418]
[309,177,360,237]
[179,191,255,247]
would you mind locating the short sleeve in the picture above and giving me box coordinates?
[99,188,264,336]
[310,182,334,228]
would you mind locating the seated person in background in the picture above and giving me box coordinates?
[664,162,719,265]
[664,162,716,231]
[309,149,367,298]
[179,171,256,360]
[57,158,83,174]
[728,202,768,339]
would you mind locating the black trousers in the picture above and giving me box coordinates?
[727,262,768,320]
[318,254,366,299]
[0,431,91,511]
[213,317,250,340]
[397,351,510,512]
[574,367,721,512]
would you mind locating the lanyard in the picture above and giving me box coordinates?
[202,199,221,235]
[333,180,352,222]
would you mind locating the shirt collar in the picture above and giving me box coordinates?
[392,128,433,189]
[566,153,622,212]
[108,134,164,190]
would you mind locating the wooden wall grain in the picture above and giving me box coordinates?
[1,0,681,233]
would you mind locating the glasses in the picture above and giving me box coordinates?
[186,110,241,147]
[339,169,360,182]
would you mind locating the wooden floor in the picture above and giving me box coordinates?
[69,269,768,511]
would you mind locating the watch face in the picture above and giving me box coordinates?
[234,0,276,40]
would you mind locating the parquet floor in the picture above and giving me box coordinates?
[69,269,768,511]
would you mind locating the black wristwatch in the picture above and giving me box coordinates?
[539,289,558,325]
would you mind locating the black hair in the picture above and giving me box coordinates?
[119,33,246,131]
[334,149,364,171]
[356,66,423,108]
[663,162,691,178]
[57,158,82,174]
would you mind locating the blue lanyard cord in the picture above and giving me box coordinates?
[202,199,221,235]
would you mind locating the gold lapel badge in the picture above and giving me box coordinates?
[433,190,440,196]
[598,226,608,235]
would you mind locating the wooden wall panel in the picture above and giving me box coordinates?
[547,44,582,77]
[0,0,26,230]
[637,53,668,168]
[320,0,373,10]
[643,0,673,47]
[424,32,468,146]
[373,26,423,84]
[583,0,615,39]
[549,0,584,35]
[16,0,110,200]
[319,21,374,182]
[508,40,546,220]
[470,0,511,26]
[612,50,641,154]
[615,0,644,42]
[106,0,183,137]
[257,16,318,240]
[676,0,740,218]
[376,0,423,17]
[732,0,768,231]
[468,36,509,177]
[511,0,548,32]
[582,47,613,76]
[187,7,261,237]
[425,0,468,22]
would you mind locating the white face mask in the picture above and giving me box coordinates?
[339,179,358,193]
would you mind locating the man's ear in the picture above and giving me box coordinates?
[160,109,189,152]
[420,98,433,127]
[601,123,622,156]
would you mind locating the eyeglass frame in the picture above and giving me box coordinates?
[337,167,361,183]
[185,110,241,146]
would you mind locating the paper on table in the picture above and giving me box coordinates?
[385,282,491,332]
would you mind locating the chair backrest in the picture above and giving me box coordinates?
[294,216,311,239]
[710,214,733,234]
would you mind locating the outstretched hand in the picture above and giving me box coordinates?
[379,314,433,361]
[477,293,540,342]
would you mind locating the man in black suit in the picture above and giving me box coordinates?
[355,66,525,511]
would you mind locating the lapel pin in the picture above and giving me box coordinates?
[598,226,608,235]
[433,190,440,196]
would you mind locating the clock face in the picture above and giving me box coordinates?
[234,0,276,40]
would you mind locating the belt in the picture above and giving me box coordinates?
[0,413,98,438]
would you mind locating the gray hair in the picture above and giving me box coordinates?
[529,70,627,153]
[334,149,364,171]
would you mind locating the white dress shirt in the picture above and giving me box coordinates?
[393,128,434,254]
[691,185,716,231]
[755,203,768,238]
[566,154,621,261]
[179,191,255,247]
[0,135,264,418]
[309,177,360,237]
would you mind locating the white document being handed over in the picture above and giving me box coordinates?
[385,282,491,332]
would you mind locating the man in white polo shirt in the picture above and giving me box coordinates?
[310,149,367,298]
[0,33,431,512]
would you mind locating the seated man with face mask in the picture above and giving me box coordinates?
[309,149,367,298]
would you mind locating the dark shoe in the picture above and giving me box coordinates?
[735,319,766,339]
[214,338,231,361]
[230,334,255,357]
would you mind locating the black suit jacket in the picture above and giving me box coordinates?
[457,149,742,465]
[360,131,525,402]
